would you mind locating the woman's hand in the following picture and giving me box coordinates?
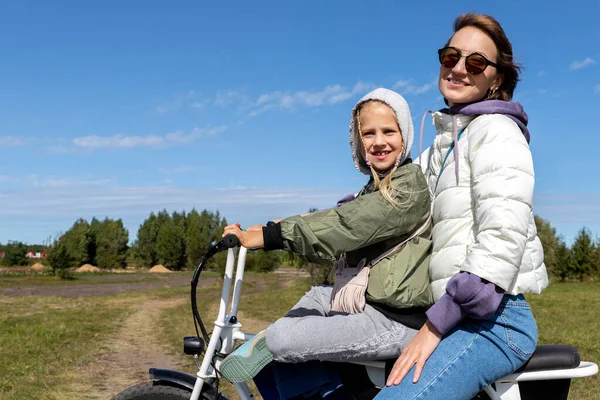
[386,320,442,386]
[222,224,265,249]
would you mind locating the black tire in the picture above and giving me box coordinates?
[112,381,223,400]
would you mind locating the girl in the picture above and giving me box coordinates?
[377,13,548,400]
[220,88,433,385]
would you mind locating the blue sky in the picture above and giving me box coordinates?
[1,0,599,246]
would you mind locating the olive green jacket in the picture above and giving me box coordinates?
[280,163,434,309]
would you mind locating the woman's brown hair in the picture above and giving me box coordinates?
[446,13,522,101]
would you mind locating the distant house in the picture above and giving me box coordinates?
[26,251,47,259]
[0,252,4,258]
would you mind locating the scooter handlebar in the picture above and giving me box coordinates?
[221,234,240,249]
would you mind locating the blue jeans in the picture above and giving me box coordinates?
[375,295,538,400]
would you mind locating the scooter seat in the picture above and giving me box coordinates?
[383,345,580,379]
[515,345,580,372]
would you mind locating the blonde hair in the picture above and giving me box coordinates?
[355,100,409,211]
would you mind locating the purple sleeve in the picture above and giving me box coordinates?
[426,272,505,335]
[336,193,356,207]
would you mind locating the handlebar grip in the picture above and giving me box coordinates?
[222,234,240,249]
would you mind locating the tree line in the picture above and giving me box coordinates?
[0,208,280,274]
[535,216,600,282]
[2,212,599,282]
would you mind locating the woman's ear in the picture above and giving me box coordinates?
[491,73,504,92]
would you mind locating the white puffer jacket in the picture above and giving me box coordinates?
[420,112,548,301]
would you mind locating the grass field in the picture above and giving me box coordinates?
[0,271,598,399]
[527,282,600,399]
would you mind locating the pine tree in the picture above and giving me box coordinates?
[534,215,559,278]
[63,218,94,267]
[135,213,160,268]
[155,217,186,270]
[47,239,73,277]
[571,228,596,280]
[95,218,129,269]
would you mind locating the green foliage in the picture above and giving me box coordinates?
[56,267,75,280]
[534,215,559,277]
[212,250,229,274]
[242,250,281,273]
[1,241,28,266]
[134,212,160,267]
[205,213,229,270]
[555,240,575,282]
[570,228,597,280]
[155,217,186,270]
[129,208,227,271]
[94,218,129,269]
[552,227,599,282]
[185,209,218,269]
[253,250,281,272]
[534,216,599,282]
[46,239,73,275]
[62,218,94,267]
[51,217,130,271]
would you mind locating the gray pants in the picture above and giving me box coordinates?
[265,285,418,363]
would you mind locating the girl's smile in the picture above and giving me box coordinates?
[358,101,404,172]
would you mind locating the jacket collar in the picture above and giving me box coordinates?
[432,112,475,136]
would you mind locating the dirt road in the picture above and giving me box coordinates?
[0,274,216,298]
[58,296,189,399]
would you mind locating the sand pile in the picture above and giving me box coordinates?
[149,264,172,273]
[31,263,48,272]
[76,264,100,273]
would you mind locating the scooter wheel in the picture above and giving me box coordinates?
[112,381,219,400]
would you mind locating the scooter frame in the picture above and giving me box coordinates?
[152,245,598,400]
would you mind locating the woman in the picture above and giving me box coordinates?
[375,13,548,400]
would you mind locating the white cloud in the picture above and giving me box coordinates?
[214,90,242,107]
[393,80,412,89]
[569,57,596,70]
[0,175,19,183]
[155,90,199,114]
[158,166,197,174]
[73,126,227,150]
[393,78,437,95]
[27,175,113,189]
[0,136,32,147]
[191,101,208,110]
[0,185,353,243]
[250,82,375,115]
[155,105,171,115]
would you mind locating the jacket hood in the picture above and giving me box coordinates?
[445,100,530,143]
[417,99,530,187]
[349,88,414,175]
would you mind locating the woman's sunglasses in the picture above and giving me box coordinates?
[438,47,499,75]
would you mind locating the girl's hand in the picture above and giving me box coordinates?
[222,224,265,249]
[386,321,442,386]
